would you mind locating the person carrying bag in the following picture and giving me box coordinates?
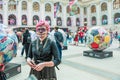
[27,20,61,80]
[54,27,64,60]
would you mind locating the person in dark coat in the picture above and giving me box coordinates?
[22,28,31,59]
[27,20,61,80]
[54,27,64,60]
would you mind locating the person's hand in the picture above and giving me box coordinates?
[27,59,36,68]
[33,63,45,71]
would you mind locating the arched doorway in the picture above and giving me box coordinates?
[45,16,51,26]
[114,13,120,24]
[76,18,80,26]
[0,14,3,23]
[67,17,71,26]
[57,17,62,26]
[102,15,108,25]
[8,14,16,25]
[92,16,96,25]
[33,15,39,25]
[22,15,27,25]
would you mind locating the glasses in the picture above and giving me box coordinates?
[37,28,46,32]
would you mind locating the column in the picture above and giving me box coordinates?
[3,1,8,26]
[27,1,32,26]
[87,6,91,27]
[40,2,45,20]
[52,3,56,27]
[70,16,75,27]
[80,7,84,26]
[96,4,100,26]
[62,4,67,27]
[108,1,112,26]
[17,1,21,27]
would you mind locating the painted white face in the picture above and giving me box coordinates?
[36,26,48,39]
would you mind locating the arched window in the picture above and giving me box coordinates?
[0,14,3,23]
[113,0,120,9]
[22,15,27,25]
[66,6,70,13]
[114,13,120,24]
[70,4,78,16]
[59,5,62,12]
[67,17,71,26]
[33,15,39,25]
[8,0,16,11]
[33,2,39,12]
[91,5,96,13]
[76,18,80,26]
[45,16,51,26]
[102,15,108,25]
[101,2,107,11]
[8,14,16,25]
[92,16,96,25]
[54,2,61,18]
[45,3,51,12]
[0,0,3,10]
[22,1,27,11]
[57,17,62,26]
[77,7,80,14]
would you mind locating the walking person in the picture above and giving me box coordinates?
[84,32,87,46]
[118,33,120,48]
[27,20,61,80]
[54,26,64,60]
[22,28,31,59]
[74,31,79,46]
[21,46,24,56]
[115,31,118,39]
[78,30,84,44]
[21,28,26,56]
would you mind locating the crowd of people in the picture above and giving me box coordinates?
[1,19,120,80]
[0,20,64,80]
[66,27,87,46]
[14,20,64,80]
[17,25,120,62]
[66,27,120,48]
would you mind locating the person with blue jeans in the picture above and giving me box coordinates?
[118,34,120,48]
[22,29,31,59]
[79,30,84,44]
[21,46,24,56]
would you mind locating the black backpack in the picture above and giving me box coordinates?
[54,31,63,43]
[27,34,31,43]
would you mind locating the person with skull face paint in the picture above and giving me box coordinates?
[27,20,61,80]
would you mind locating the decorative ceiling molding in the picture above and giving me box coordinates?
[78,0,95,3]
[78,0,100,7]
